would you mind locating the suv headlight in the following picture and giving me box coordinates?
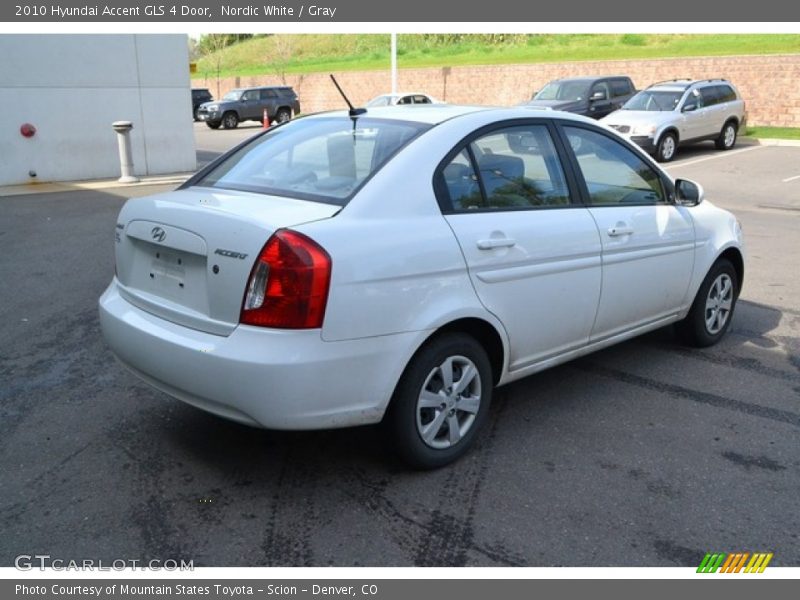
[632,124,657,136]
[207,104,219,112]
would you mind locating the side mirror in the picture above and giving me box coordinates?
[590,90,607,101]
[530,90,538,100]
[675,178,704,206]
[682,103,697,112]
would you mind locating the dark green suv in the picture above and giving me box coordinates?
[196,86,301,129]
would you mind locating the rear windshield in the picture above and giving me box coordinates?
[535,81,591,102]
[194,117,430,205]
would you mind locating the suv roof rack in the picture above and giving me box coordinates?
[648,79,693,87]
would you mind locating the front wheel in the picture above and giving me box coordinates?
[656,132,677,162]
[715,121,738,150]
[222,111,239,129]
[676,258,739,347]
[385,333,493,469]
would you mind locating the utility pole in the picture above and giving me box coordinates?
[391,33,397,94]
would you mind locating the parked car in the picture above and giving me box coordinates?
[601,79,747,162]
[366,92,442,107]
[525,76,636,119]
[191,88,213,121]
[196,86,301,129]
[99,105,744,469]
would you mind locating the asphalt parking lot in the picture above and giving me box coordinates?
[1,127,798,567]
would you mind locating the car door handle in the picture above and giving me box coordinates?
[607,224,634,237]
[477,238,516,250]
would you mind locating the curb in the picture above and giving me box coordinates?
[743,137,800,147]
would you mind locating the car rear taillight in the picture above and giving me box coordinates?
[240,229,331,329]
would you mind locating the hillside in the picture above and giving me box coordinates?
[192,33,800,79]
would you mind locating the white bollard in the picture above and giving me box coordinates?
[112,121,139,183]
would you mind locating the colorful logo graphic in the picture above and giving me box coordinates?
[697,552,773,573]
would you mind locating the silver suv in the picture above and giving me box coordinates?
[600,79,746,162]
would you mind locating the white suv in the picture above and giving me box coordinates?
[601,79,747,161]
[99,105,745,468]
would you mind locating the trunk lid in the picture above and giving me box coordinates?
[114,187,339,335]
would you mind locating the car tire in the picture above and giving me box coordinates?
[385,333,493,469]
[222,112,239,129]
[275,108,292,124]
[655,132,678,162]
[676,258,739,348]
[206,121,221,130]
[193,107,200,121]
[715,121,738,150]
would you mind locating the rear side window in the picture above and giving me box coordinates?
[194,117,429,205]
[700,86,721,107]
[439,124,571,212]
[241,90,259,101]
[610,79,633,97]
[564,126,665,206]
[261,89,278,99]
[413,95,432,104]
[716,85,737,103]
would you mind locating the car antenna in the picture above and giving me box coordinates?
[330,74,367,118]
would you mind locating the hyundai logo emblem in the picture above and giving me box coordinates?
[151,227,166,242]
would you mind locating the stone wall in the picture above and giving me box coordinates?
[195,54,800,127]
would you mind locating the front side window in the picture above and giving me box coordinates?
[700,87,721,107]
[439,124,570,212]
[683,88,704,110]
[195,117,429,204]
[564,126,665,206]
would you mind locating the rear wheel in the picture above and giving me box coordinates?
[222,111,239,129]
[656,132,677,162]
[385,333,493,469]
[715,121,738,150]
[275,108,292,124]
[676,258,739,347]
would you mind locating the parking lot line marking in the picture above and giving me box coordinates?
[669,145,763,169]
[782,174,800,183]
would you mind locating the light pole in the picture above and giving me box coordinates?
[391,32,397,94]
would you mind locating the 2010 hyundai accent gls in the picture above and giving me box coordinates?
[99,105,745,468]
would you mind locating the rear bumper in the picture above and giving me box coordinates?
[99,280,422,430]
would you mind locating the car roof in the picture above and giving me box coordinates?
[305,104,598,126]
[374,92,432,99]
[549,76,629,83]
[232,86,294,92]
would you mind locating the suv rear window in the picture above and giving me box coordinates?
[194,117,430,205]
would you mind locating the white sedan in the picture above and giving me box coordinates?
[99,105,745,468]
[365,92,442,107]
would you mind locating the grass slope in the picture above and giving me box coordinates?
[193,34,800,79]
